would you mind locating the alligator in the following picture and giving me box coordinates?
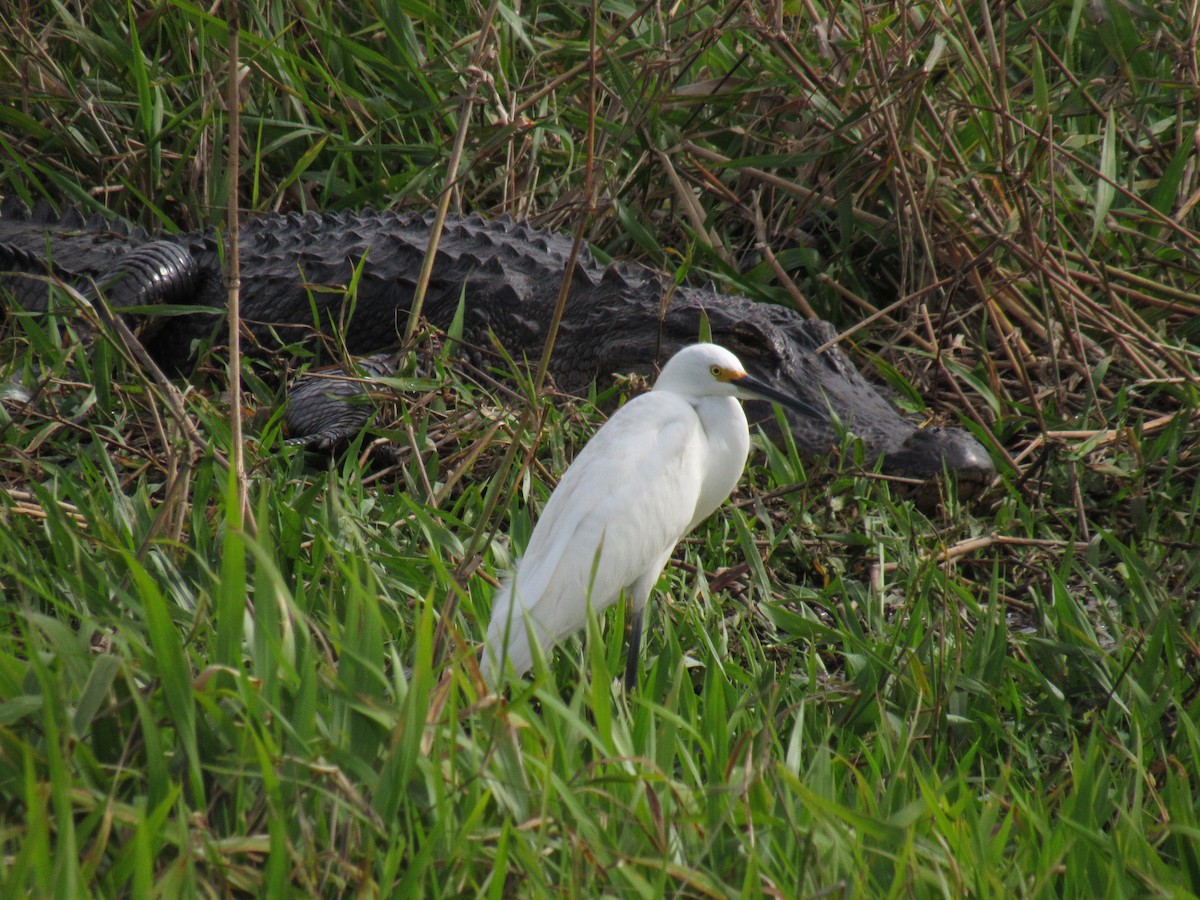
[0,198,994,496]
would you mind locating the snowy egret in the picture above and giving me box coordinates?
[481,343,825,689]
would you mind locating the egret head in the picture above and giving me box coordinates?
[656,343,827,421]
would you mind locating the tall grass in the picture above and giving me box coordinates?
[1,0,1198,895]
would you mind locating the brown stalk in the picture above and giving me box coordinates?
[404,1,503,344]
[225,0,249,526]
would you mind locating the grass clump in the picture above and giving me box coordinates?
[1,0,1199,895]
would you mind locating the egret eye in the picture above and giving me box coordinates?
[709,365,722,377]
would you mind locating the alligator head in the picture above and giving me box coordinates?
[574,271,996,501]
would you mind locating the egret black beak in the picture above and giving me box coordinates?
[734,372,827,423]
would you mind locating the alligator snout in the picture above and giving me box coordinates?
[880,425,996,501]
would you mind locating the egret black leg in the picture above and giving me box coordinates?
[624,608,643,690]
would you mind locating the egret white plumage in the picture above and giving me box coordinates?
[481,343,824,689]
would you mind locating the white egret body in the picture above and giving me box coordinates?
[482,343,821,687]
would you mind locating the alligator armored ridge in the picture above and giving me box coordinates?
[0,198,994,495]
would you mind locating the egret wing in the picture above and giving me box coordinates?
[485,392,706,676]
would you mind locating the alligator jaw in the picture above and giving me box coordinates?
[880,425,996,500]
[747,395,995,504]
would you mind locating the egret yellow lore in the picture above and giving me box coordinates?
[481,343,825,689]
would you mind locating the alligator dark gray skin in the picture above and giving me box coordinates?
[0,198,994,496]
